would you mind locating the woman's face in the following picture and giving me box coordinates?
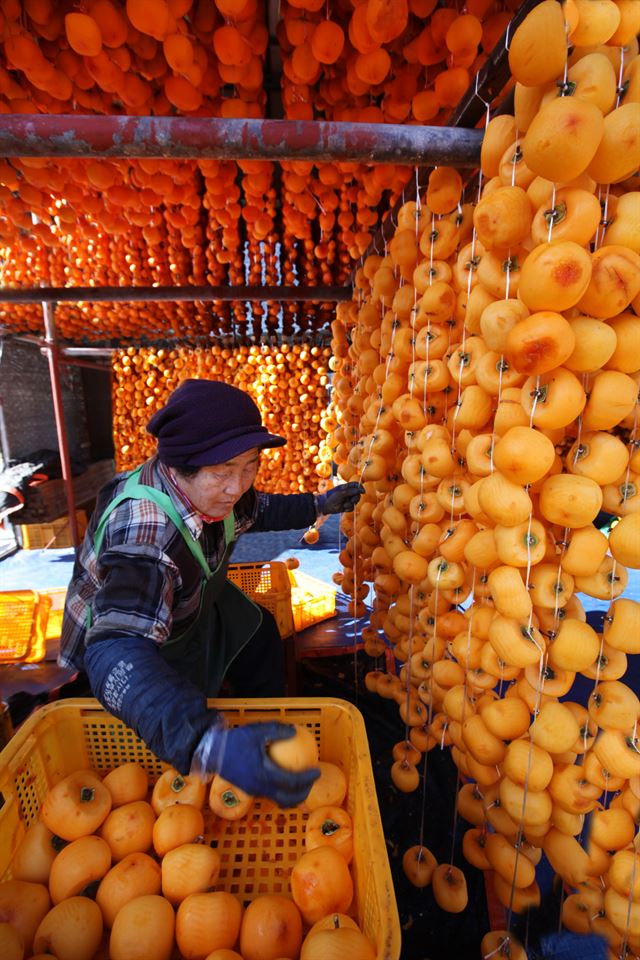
[179,448,261,517]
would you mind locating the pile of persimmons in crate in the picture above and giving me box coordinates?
[0,726,373,960]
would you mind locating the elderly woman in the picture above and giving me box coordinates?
[60,379,362,806]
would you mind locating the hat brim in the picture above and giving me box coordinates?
[182,430,287,467]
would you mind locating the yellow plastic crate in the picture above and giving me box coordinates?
[43,587,68,642]
[227,560,294,638]
[19,510,87,549]
[0,590,51,663]
[289,569,337,632]
[0,698,401,960]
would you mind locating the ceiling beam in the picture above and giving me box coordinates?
[0,115,482,167]
[0,284,354,304]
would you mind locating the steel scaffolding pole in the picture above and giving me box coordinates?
[0,115,483,167]
[41,302,80,549]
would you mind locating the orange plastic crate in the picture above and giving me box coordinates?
[0,698,401,960]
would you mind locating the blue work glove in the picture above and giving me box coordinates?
[191,721,320,808]
[315,482,365,515]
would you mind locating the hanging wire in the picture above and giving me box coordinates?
[447,567,477,867]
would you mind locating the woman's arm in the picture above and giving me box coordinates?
[84,551,217,772]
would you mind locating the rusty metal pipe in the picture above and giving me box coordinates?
[41,302,80,549]
[0,115,483,166]
[0,284,352,304]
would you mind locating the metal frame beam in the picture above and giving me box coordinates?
[0,284,353,305]
[0,115,483,167]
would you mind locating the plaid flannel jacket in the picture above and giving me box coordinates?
[59,455,315,672]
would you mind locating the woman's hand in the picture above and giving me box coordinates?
[315,482,365,515]
[191,721,320,808]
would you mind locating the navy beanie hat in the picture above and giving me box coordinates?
[147,379,286,467]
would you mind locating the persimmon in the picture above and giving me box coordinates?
[99,800,155,860]
[304,913,359,939]
[480,115,517,179]
[578,245,640,318]
[305,806,353,862]
[161,843,221,905]
[400,844,437,887]
[481,932,528,960]
[548,618,600,672]
[291,846,353,924]
[152,802,204,856]
[432,863,468,913]
[494,874,542,914]
[102,762,149,807]
[208,775,254,821]
[41,770,112,841]
[518,241,592,312]
[0,923,23,960]
[96,852,162,929]
[508,0,567,86]
[587,102,640,184]
[485,832,536,889]
[608,849,640,900]
[477,471,533,527]
[487,565,532,621]
[151,768,206,814]
[505,311,575,376]
[0,880,51,955]
[300,925,376,960]
[33,896,103,960]
[48,834,112,904]
[473,185,532,252]
[605,311,640,372]
[10,820,59,885]
[427,166,462,216]
[232,897,303,960]
[520,367,587,429]
[588,680,640,732]
[109,895,174,960]
[531,188,601,247]
[176,892,242,959]
[267,724,318,772]
[608,515,640,569]
[203,951,243,960]
[523,98,604,182]
[302,761,347,811]
[64,13,103,57]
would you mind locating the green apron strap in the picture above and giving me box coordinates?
[91,467,235,579]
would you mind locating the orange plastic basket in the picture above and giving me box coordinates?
[0,590,51,663]
[227,560,294,638]
[0,697,401,960]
